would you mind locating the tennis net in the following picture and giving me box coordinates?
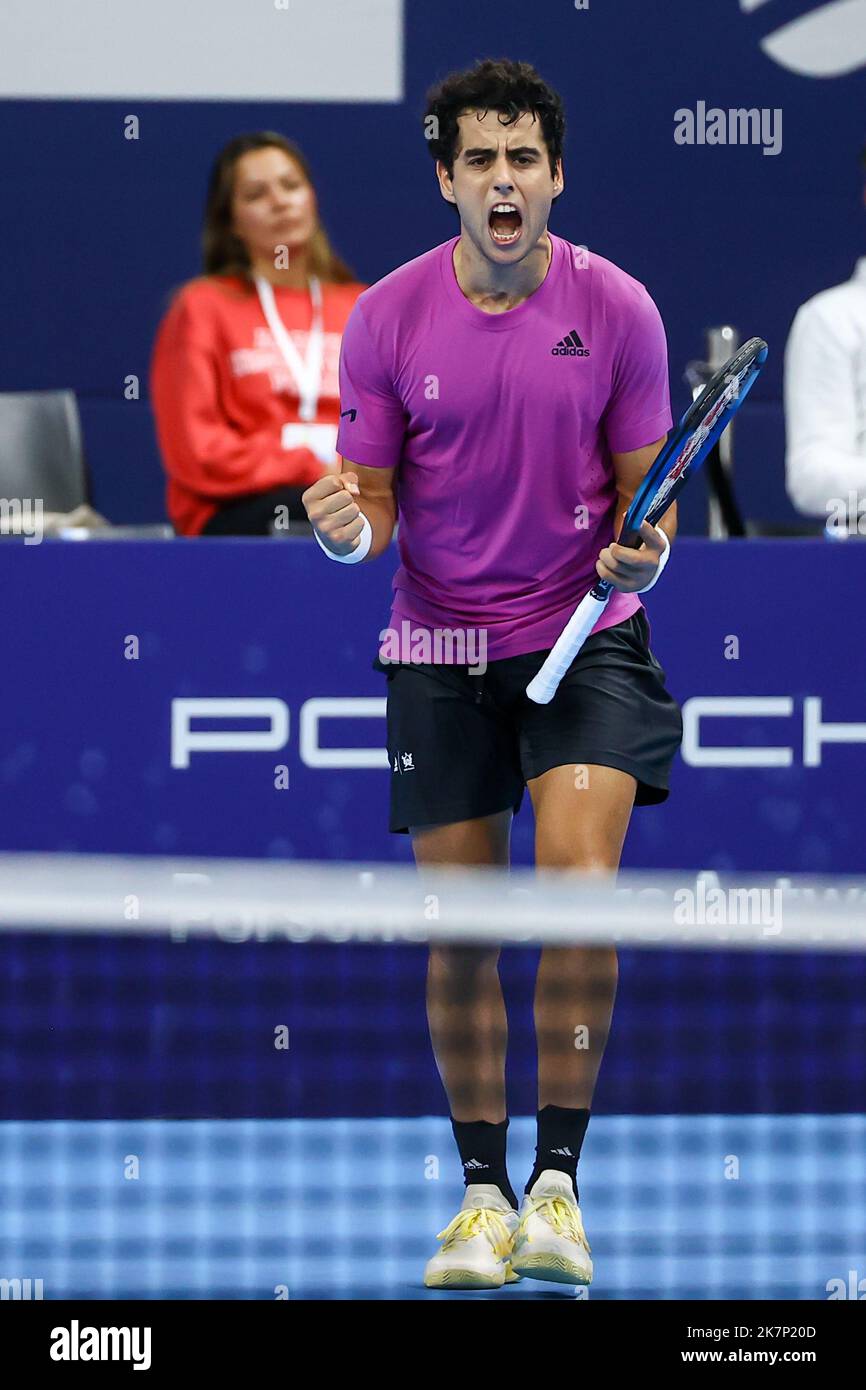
[0,852,863,1300]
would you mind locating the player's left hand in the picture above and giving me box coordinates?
[596,520,666,592]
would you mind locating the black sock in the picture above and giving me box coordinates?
[450,1118,518,1209]
[525,1105,590,1203]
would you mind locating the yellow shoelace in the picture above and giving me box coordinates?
[436,1207,513,1260]
[522,1196,591,1254]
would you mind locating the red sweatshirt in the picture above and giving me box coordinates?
[150,274,366,535]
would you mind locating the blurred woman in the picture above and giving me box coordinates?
[151,132,365,535]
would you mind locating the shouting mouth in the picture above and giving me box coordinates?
[488,202,523,246]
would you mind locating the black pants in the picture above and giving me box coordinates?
[200,486,312,537]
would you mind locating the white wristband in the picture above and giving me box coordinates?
[635,526,670,593]
[313,513,372,565]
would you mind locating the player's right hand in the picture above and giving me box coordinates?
[301,472,365,556]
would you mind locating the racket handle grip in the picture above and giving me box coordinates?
[526,590,611,704]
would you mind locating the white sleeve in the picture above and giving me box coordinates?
[784,298,866,517]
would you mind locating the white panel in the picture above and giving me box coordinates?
[761,0,866,78]
[0,0,403,101]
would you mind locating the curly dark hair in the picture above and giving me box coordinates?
[423,58,565,186]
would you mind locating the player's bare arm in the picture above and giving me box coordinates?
[302,460,396,560]
[596,437,677,592]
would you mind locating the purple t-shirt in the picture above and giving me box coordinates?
[336,233,672,663]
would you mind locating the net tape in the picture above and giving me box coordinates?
[0,854,864,948]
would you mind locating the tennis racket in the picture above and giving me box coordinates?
[526,336,768,705]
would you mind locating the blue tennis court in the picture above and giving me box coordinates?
[2,1115,863,1300]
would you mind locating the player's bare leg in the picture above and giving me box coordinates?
[411,810,512,1122]
[412,810,521,1288]
[529,762,635,1109]
[509,762,636,1285]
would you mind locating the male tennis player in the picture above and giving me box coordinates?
[303,58,682,1289]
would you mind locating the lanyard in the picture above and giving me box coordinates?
[254,273,324,422]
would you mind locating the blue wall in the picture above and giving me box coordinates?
[2,0,865,530]
[3,4,866,1121]
[1,535,865,1118]
[2,536,864,872]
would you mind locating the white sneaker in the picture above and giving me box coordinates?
[424,1185,521,1289]
[509,1170,593,1285]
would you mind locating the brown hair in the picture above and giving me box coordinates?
[202,132,357,284]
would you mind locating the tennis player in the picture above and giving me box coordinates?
[303,58,683,1290]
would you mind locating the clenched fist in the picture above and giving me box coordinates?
[302,472,366,557]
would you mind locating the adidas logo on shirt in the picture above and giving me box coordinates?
[552,329,590,357]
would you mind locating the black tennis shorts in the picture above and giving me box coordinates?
[371,609,683,834]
